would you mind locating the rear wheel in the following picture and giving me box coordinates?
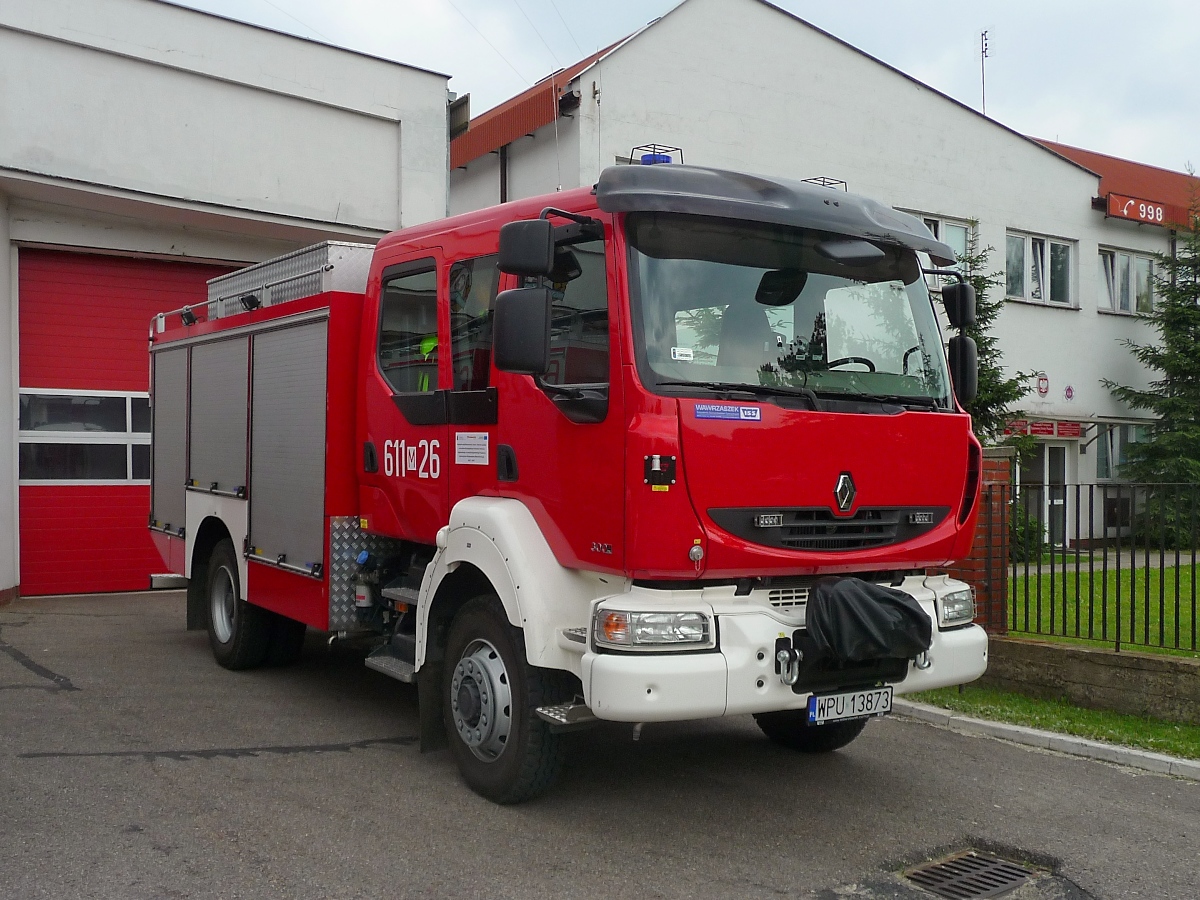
[753,710,868,752]
[443,596,569,804]
[206,538,272,670]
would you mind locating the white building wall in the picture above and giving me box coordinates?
[450,155,502,217]
[0,0,449,230]
[507,118,582,199]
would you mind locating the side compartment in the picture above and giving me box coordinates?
[245,318,331,626]
[150,346,188,572]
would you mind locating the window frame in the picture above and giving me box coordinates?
[17,389,151,485]
[1098,247,1155,315]
[1006,231,1075,307]
[917,215,972,290]
[376,257,441,395]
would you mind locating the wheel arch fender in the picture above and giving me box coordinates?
[416,497,625,672]
[185,515,232,630]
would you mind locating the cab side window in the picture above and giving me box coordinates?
[378,263,438,393]
[537,238,609,385]
[448,255,500,392]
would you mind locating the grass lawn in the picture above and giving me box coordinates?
[908,684,1200,761]
[1008,559,1199,654]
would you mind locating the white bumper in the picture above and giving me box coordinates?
[579,576,988,723]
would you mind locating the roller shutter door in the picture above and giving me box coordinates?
[18,250,231,596]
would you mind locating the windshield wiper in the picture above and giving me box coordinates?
[846,392,945,411]
[655,380,821,410]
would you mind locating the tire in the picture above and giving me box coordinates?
[753,710,868,753]
[266,616,307,667]
[205,538,272,671]
[443,596,570,804]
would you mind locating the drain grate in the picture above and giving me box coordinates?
[904,850,1035,899]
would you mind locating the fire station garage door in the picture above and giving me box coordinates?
[18,250,231,596]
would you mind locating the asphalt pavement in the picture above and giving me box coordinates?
[1,591,1197,900]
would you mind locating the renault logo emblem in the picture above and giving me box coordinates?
[834,472,856,512]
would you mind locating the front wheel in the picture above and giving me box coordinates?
[753,710,868,752]
[443,597,569,804]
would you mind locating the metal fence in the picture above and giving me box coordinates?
[1007,482,1200,653]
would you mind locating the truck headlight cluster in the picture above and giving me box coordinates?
[593,610,713,650]
[937,588,976,628]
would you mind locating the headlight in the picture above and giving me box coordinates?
[938,588,975,628]
[593,609,713,650]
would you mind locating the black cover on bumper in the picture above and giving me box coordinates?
[806,577,933,663]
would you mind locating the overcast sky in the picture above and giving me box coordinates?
[169,0,1198,174]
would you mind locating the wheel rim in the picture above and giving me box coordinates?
[209,565,236,644]
[449,638,513,762]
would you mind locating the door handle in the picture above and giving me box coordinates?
[363,441,379,473]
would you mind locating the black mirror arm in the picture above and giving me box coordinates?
[540,207,604,242]
[921,267,966,285]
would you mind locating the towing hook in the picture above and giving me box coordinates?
[914,650,932,670]
[776,647,802,686]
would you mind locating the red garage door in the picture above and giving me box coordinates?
[18,250,232,596]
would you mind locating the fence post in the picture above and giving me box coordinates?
[941,446,1014,634]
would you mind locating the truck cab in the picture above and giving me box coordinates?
[151,163,988,804]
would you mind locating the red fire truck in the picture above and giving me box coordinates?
[149,163,988,803]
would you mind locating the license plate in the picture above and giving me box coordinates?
[807,685,893,724]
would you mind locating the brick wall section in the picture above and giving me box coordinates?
[982,637,1200,725]
[942,447,1014,634]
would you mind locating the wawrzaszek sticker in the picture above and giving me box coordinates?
[695,403,761,421]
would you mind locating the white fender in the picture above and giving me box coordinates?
[415,497,628,675]
[185,494,248,597]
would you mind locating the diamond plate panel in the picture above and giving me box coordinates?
[328,516,408,630]
[206,242,374,318]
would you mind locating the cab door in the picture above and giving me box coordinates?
[360,255,449,543]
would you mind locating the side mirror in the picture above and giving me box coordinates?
[498,220,554,277]
[941,281,977,330]
[948,334,978,407]
[493,287,551,375]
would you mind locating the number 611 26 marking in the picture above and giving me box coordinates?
[383,439,441,479]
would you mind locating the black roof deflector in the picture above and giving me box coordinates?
[596,164,958,266]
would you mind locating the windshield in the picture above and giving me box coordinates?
[626,212,952,409]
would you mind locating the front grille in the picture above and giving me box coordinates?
[708,506,949,552]
[778,508,898,550]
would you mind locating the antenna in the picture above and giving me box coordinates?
[980,30,990,116]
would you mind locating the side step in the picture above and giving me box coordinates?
[365,645,416,683]
[535,700,599,729]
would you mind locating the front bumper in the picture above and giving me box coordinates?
[579,575,988,723]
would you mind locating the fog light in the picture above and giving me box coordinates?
[938,588,975,628]
[593,610,712,650]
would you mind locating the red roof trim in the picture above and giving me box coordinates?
[450,43,621,170]
[1037,139,1199,227]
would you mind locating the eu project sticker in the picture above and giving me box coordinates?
[694,403,761,421]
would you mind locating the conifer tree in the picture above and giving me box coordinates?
[956,223,1031,443]
[1103,199,1200,545]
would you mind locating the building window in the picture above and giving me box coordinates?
[920,217,971,290]
[17,391,151,483]
[922,217,970,264]
[1007,232,1072,305]
[1099,249,1153,314]
[1095,423,1146,479]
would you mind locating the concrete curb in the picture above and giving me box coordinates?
[893,699,1200,781]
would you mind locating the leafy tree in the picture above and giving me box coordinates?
[956,223,1031,443]
[1102,198,1200,546]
